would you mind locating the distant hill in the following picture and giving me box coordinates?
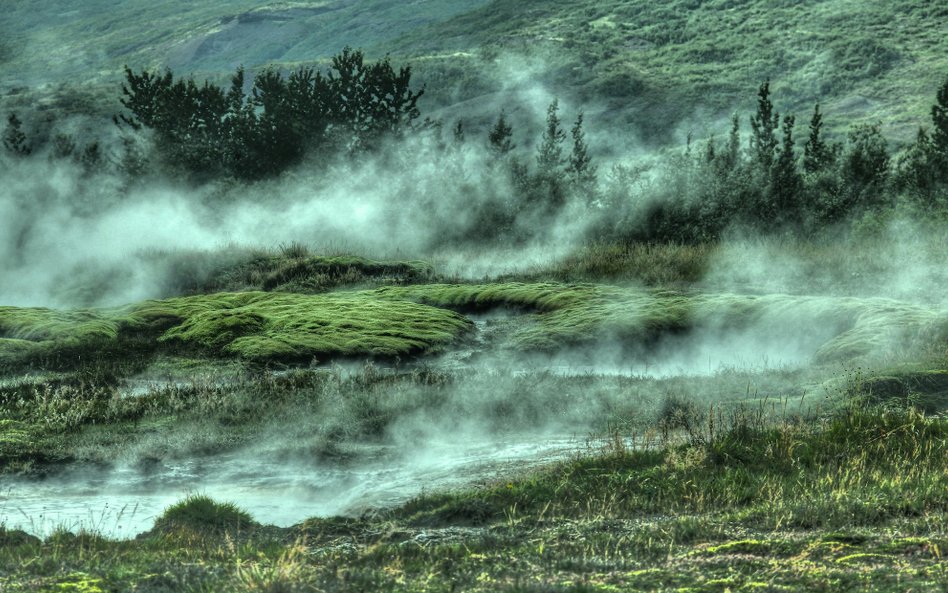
[0,0,488,83]
[3,0,947,147]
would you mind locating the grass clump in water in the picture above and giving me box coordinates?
[153,495,255,534]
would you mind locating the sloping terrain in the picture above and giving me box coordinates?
[4,1,948,143]
[0,0,490,84]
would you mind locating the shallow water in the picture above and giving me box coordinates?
[0,435,582,538]
[1,311,832,539]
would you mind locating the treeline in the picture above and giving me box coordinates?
[115,47,422,181]
[601,79,948,243]
[3,47,948,245]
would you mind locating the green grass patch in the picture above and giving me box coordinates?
[399,403,948,529]
[857,369,948,412]
[129,291,472,362]
[2,282,943,372]
[153,494,255,535]
[0,290,473,369]
[377,283,947,361]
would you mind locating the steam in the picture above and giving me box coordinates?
[0,118,598,308]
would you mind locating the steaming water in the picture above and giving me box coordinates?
[0,435,581,538]
[2,312,829,539]
[443,316,821,378]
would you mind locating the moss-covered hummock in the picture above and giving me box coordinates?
[128,291,471,361]
[377,283,948,361]
[0,291,473,368]
[152,495,256,535]
[2,283,944,369]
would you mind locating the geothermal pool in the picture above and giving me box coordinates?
[1,435,583,538]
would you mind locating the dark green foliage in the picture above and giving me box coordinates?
[893,78,948,205]
[841,123,890,211]
[721,114,741,172]
[488,110,515,158]
[769,114,803,225]
[931,77,948,164]
[324,47,424,149]
[749,81,779,173]
[597,76,948,244]
[536,99,567,174]
[49,133,76,161]
[2,113,31,157]
[116,48,424,181]
[567,112,597,190]
[803,104,836,174]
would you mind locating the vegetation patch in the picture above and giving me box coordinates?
[0,290,473,369]
[0,307,121,370]
[858,369,948,412]
[259,255,434,293]
[398,403,948,529]
[152,494,255,535]
[377,283,947,361]
[130,291,473,361]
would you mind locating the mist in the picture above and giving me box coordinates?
[0,119,596,308]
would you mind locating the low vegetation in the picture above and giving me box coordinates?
[3,279,944,372]
[1,399,945,591]
[2,3,948,590]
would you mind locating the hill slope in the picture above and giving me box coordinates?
[2,0,947,144]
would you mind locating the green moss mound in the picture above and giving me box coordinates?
[0,291,472,368]
[129,291,472,361]
[377,283,947,361]
[2,283,943,370]
[0,307,122,369]
[153,495,255,534]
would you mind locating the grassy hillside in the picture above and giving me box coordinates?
[4,1,948,145]
[395,0,948,142]
[0,0,489,85]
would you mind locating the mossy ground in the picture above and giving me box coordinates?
[3,281,943,371]
[0,289,473,369]
[377,282,947,362]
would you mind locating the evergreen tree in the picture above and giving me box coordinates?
[3,113,31,157]
[704,135,716,164]
[895,127,938,202]
[50,133,77,161]
[567,112,596,187]
[536,99,566,174]
[721,114,740,171]
[488,111,515,157]
[453,120,465,144]
[771,114,802,221]
[841,123,890,210]
[749,81,779,172]
[803,103,835,173]
[930,76,948,180]
[116,48,424,181]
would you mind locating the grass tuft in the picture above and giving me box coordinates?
[153,494,255,534]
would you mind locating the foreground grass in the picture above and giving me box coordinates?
[1,402,946,592]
